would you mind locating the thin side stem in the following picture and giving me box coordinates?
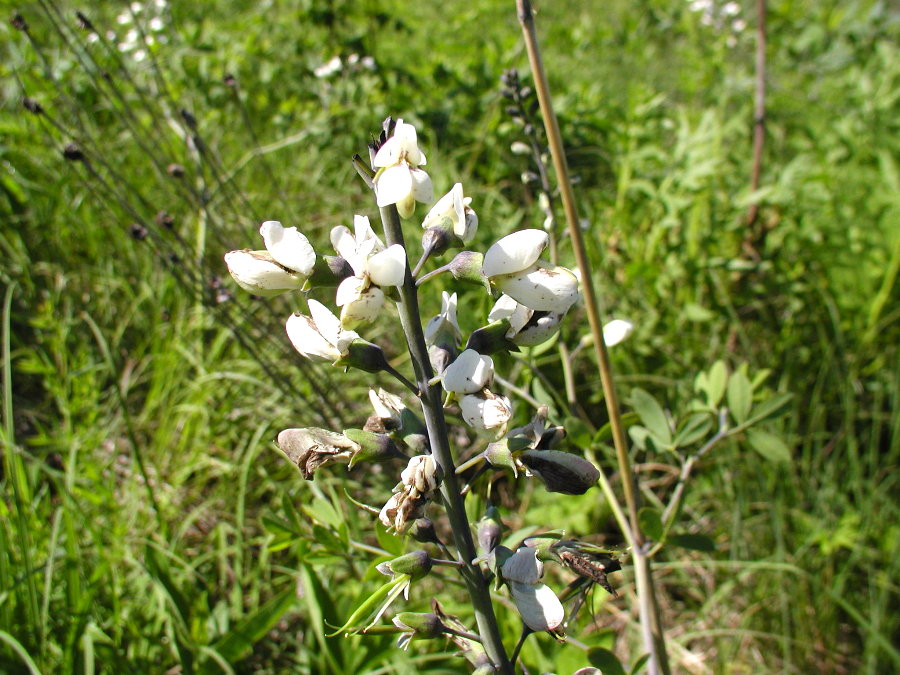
[516,2,670,673]
[376,204,513,674]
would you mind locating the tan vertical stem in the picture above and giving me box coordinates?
[747,0,767,228]
[516,2,670,673]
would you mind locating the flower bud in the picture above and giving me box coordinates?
[334,338,390,373]
[421,226,453,258]
[392,612,444,638]
[448,251,490,290]
[376,550,433,581]
[518,449,600,495]
[477,505,503,555]
[343,428,405,467]
[408,517,440,545]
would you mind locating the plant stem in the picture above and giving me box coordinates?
[746,0,767,230]
[377,203,513,673]
[516,2,670,673]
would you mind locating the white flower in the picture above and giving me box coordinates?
[502,548,564,633]
[442,349,494,395]
[225,220,316,297]
[369,388,406,427]
[488,295,566,347]
[373,119,433,218]
[314,55,342,78]
[602,319,634,347]
[285,299,359,361]
[331,215,406,327]
[483,229,579,312]
[424,291,461,347]
[223,250,304,296]
[460,390,513,439]
[400,454,439,493]
[259,220,316,277]
[509,581,565,633]
[482,229,548,278]
[421,183,478,243]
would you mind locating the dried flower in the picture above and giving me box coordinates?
[276,427,359,479]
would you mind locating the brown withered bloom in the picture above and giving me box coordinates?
[276,427,359,480]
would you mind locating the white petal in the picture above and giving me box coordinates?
[353,214,383,251]
[502,548,543,584]
[307,299,342,347]
[396,193,416,219]
[224,250,303,296]
[442,349,494,394]
[460,392,512,438]
[482,229,549,278]
[285,312,340,360]
[421,185,456,231]
[375,164,413,208]
[459,208,478,243]
[488,295,532,336]
[495,264,580,312]
[330,225,363,274]
[603,319,634,347]
[514,311,565,347]
[335,275,365,307]
[509,582,565,632]
[367,244,407,287]
[259,220,316,276]
[340,286,385,328]
[372,136,401,167]
[395,120,425,166]
[410,168,433,204]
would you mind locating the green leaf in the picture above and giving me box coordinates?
[746,428,792,463]
[638,507,664,542]
[697,360,727,407]
[745,393,794,426]
[673,413,713,448]
[629,388,672,445]
[726,370,752,424]
[206,587,295,668]
[668,533,716,552]
[630,653,651,674]
[588,646,628,675]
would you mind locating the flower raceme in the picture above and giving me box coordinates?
[224,220,316,296]
[331,215,406,329]
[482,229,580,312]
[373,119,433,218]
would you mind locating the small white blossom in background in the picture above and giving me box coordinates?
[602,319,634,347]
[686,0,747,46]
[373,119,433,218]
[112,0,169,59]
[314,55,343,78]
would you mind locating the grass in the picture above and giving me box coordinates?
[1,0,897,672]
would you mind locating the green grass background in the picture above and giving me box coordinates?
[1,0,897,672]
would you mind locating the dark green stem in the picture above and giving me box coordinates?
[377,203,513,673]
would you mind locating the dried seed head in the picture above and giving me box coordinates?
[62,143,84,161]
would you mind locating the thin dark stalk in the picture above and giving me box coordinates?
[376,203,513,673]
[516,2,670,673]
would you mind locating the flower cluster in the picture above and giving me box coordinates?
[224,118,626,656]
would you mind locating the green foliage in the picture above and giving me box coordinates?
[0,0,896,673]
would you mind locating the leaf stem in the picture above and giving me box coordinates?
[516,2,670,673]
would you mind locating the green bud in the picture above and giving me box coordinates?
[465,320,520,355]
[408,517,440,545]
[448,251,490,290]
[392,612,445,639]
[477,505,503,555]
[343,428,405,467]
[421,226,454,258]
[377,550,433,581]
[334,338,390,373]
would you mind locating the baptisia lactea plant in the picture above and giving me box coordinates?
[225,118,624,673]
